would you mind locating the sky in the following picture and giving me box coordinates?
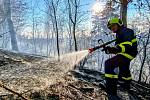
[21,0,147,37]
[24,0,140,23]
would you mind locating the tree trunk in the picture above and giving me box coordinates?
[73,23,77,51]
[52,0,60,60]
[69,21,72,52]
[138,44,146,82]
[138,29,150,82]
[120,0,128,27]
[8,19,19,51]
[73,0,78,51]
[4,0,18,51]
[68,0,78,51]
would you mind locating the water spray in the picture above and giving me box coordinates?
[59,39,116,71]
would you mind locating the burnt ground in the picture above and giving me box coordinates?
[0,49,106,100]
[0,49,149,100]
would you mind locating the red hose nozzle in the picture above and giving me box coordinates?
[88,48,94,53]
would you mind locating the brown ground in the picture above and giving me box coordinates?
[0,49,107,100]
[0,49,149,100]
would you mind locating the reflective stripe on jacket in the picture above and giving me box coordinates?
[115,26,138,60]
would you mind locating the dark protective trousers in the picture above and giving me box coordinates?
[105,54,132,95]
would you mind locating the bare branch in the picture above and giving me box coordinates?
[0,82,28,100]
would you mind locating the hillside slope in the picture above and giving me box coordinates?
[0,49,149,100]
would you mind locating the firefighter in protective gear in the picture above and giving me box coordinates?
[104,18,138,96]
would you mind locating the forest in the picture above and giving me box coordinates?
[0,0,150,100]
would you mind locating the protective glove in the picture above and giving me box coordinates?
[88,48,94,53]
[101,46,110,54]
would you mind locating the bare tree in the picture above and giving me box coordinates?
[0,2,6,25]
[31,1,36,53]
[119,0,128,26]
[4,0,18,51]
[138,30,150,82]
[130,0,150,83]
[112,0,133,26]
[44,0,60,59]
[67,0,80,51]
[52,0,60,59]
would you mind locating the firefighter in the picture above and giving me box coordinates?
[103,18,138,98]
